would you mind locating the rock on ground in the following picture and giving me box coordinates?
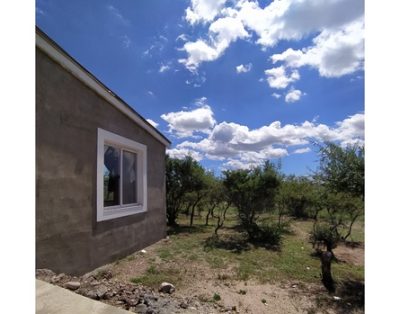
[36,268,217,313]
[158,282,175,294]
[65,281,80,290]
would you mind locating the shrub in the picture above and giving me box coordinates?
[223,161,280,239]
[213,293,221,301]
[245,222,283,248]
[258,223,283,247]
[310,223,340,253]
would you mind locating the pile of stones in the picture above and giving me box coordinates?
[36,268,229,313]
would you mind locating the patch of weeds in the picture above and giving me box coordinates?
[261,298,267,304]
[158,249,172,260]
[206,255,226,269]
[95,269,113,280]
[238,289,247,295]
[146,265,159,275]
[126,255,135,261]
[213,293,221,302]
[130,277,143,284]
[130,266,182,289]
[188,253,199,261]
[217,273,229,280]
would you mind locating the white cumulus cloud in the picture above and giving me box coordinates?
[293,147,311,154]
[159,63,171,73]
[236,63,252,73]
[146,119,159,128]
[185,0,227,25]
[285,89,303,103]
[180,0,364,78]
[167,148,203,161]
[264,66,300,89]
[171,108,364,169]
[179,16,249,71]
[271,19,364,77]
[160,100,216,138]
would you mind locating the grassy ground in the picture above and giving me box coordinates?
[109,211,364,313]
[122,211,364,289]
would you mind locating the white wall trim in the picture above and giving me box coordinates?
[97,128,148,221]
[36,30,170,148]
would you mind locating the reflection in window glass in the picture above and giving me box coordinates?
[123,150,137,204]
[103,145,120,207]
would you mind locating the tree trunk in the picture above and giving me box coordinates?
[343,212,360,241]
[184,202,191,216]
[211,206,216,218]
[167,210,178,226]
[320,251,335,292]
[214,216,223,236]
[205,204,217,226]
[222,203,230,220]
[190,194,203,227]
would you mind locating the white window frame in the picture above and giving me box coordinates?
[97,128,147,221]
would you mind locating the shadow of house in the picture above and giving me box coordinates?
[36,27,170,275]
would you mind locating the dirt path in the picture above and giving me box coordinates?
[182,279,320,313]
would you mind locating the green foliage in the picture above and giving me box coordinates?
[322,191,364,241]
[277,176,319,219]
[166,155,209,226]
[310,143,365,244]
[213,293,221,301]
[310,223,341,252]
[223,161,281,240]
[316,143,364,199]
[258,223,283,247]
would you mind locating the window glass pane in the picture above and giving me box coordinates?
[104,145,120,207]
[122,150,137,204]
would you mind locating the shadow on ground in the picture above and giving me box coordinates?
[336,279,364,311]
[308,279,364,314]
[167,224,209,235]
[203,234,252,253]
[203,232,281,254]
[344,241,364,249]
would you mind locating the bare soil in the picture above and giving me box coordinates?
[334,244,364,267]
[110,236,364,313]
[37,219,364,313]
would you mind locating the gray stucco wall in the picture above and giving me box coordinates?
[36,47,167,275]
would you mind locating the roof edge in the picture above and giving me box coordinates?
[35,26,171,147]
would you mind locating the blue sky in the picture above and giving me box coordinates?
[36,0,364,176]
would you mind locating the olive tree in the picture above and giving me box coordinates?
[310,142,364,292]
[313,142,365,241]
[166,155,206,226]
[277,176,319,220]
[223,161,280,241]
[316,142,364,199]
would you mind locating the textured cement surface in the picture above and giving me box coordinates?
[36,279,133,314]
[36,45,167,275]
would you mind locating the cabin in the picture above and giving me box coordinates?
[36,27,170,275]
